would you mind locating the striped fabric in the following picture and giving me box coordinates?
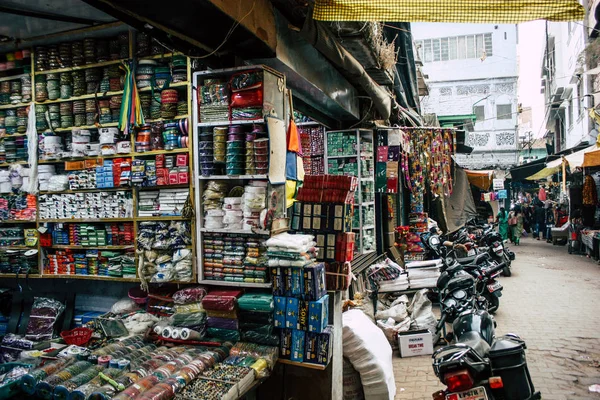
[313,0,584,23]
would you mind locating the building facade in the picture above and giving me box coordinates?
[412,23,519,170]
[542,0,598,154]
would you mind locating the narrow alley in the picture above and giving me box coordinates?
[394,237,600,400]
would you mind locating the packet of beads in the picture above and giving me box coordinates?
[200,364,255,395]
[228,342,278,369]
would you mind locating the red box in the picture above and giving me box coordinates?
[168,172,179,185]
[178,172,189,184]
[176,154,188,167]
[335,232,355,262]
[156,154,165,168]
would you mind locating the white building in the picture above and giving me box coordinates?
[542,2,597,153]
[412,23,519,169]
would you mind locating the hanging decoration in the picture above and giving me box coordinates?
[119,61,144,135]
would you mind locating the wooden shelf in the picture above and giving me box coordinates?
[139,52,181,60]
[41,274,139,282]
[0,245,34,250]
[34,59,127,75]
[53,122,119,133]
[136,216,189,221]
[197,118,264,127]
[278,359,328,370]
[198,279,272,289]
[0,102,31,110]
[199,228,269,235]
[0,273,41,279]
[0,73,30,83]
[138,81,189,92]
[136,184,189,191]
[45,245,134,250]
[0,133,28,138]
[0,220,36,224]
[40,187,132,195]
[0,161,28,167]
[35,90,124,105]
[145,115,189,123]
[39,218,133,223]
[296,121,321,126]
[133,148,189,156]
[198,175,267,180]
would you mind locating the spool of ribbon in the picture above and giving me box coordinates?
[179,328,202,341]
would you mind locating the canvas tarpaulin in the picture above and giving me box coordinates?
[313,0,584,23]
[443,167,478,233]
[465,169,493,191]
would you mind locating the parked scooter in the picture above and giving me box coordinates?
[432,261,540,400]
[477,227,514,277]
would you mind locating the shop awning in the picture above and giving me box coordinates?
[583,146,600,167]
[564,145,598,169]
[313,0,584,23]
[525,158,563,180]
[465,170,494,191]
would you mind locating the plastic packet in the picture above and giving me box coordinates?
[25,297,65,341]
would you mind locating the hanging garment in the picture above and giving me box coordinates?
[583,175,598,206]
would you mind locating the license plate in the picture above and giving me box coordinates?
[487,282,502,292]
[446,386,488,400]
[468,249,476,256]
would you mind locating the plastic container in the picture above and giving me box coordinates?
[60,328,93,346]
[488,335,536,399]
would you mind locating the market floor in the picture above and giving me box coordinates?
[393,236,600,400]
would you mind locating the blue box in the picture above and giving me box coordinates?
[285,297,299,329]
[308,294,329,333]
[291,329,306,362]
[316,326,333,365]
[303,263,326,300]
[274,296,286,328]
[289,267,304,297]
[297,300,309,331]
[271,267,286,296]
[280,328,292,360]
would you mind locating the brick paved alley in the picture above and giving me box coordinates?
[393,236,600,400]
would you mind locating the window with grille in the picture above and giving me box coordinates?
[416,33,493,62]
[496,104,512,120]
[474,105,485,121]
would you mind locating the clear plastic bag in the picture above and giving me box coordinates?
[25,297,65,341]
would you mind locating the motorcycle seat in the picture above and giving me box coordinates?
[458,331,490,357]
[456,253,489,265]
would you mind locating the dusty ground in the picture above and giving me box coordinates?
[393,236,600,400]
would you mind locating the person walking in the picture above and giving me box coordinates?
[514,211,524,245]
[533,204,546,240]
[496,207,509,241]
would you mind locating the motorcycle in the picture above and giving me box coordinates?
[432,264,540,400]
[478,228,514,277]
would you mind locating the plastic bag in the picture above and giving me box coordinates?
[376,317,411,350]
[408,289,437,334]
[111,298,140,314]
[25,297,65,341]
[343,309,396,400]
[375,302,408,323]
[201,290,243,311]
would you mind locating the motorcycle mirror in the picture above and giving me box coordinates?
[429,236,440,247]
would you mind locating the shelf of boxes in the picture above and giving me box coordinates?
[192,65,287,288]
[325,129,376,255]
[0,73,30,83]
[9,30,197,284]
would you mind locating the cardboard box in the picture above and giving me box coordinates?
[274,296,286,328]
[289,267,304,297]
[285,297,299,329]
[303,263,326,301]
[297,300,309,331]
[398,329,434,358]
[308,294,329,333]
[316,326,333,365]
[304,331,319,363]
[271,267,286,296]
[280,328,292,360]
[291,329,306,362]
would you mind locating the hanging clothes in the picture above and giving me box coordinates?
[583,175,598,206]
[538,186,547,201]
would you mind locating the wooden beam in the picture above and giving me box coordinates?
[205,0,277,53]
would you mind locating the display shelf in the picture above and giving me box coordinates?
[0,245,34,250]
[40,187,132,194]
[198,279,272,289]
[136,216,189,221]
[41,274,139,282]
[197,175,268,180]
[133,148,189,156]
[136,184,190,191]
[0,220,36,224]
[278,359,328,371]
[198,228,270,235]
[0,161,28,167]
[1,133,28,138]
[146,115,189,123]
[46,245,135,250]
[138,81,189,92]
[39,218,133,223]
[296,121,321,127]
[0,102,31,110]
[0,73,30,83]
[0,273,41,279]
[139,52,181,60]
[197,118,265,127]
[53,122,119,133]
[35,89,124,105]
[34,59,127,75]
[326,154,357,159]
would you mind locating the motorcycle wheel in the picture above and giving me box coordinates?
[502,255,512,277]
[483,291,500,314]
